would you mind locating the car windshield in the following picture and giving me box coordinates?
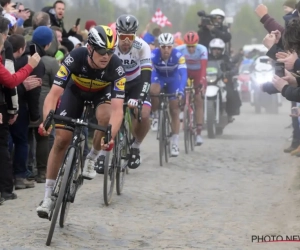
[239,64,251,73]
[254,63,272,72]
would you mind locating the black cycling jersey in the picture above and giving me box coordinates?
[53,47,126,99]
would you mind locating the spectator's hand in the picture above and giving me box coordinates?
[271,30,281,44]
[282,69,297,86]
[145,22,151,31]
[0,113,2,124]
[8,114,18,125]
[72,25,80,33]
[272,75,288,91]
[275,51,289,59]
[255,4,268,18]
[206,25,214,30]
[23,75,42,91]
[263,33,276,49]
[28,53,41,68]
[17,9,30,20]
[277,51,298,70]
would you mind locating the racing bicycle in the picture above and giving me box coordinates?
[44,101,111,246]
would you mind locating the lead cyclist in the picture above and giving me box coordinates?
[94,14,152,172]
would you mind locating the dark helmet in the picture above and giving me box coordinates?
[116,14,139,34]
[87,25,117,50]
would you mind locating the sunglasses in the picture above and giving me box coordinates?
[160,45,172,49]
[187,45,196,48]
[94,48,115,56]
[118,33,135,41]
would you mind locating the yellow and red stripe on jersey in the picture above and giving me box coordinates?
[71,74,111,92]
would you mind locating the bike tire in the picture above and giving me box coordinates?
[190,104,196,151]
[116,129,126,195]
[165,112,170,163]
[183,105,190,154]
[124,113,131,175]
[59,149,81,228]
[103,136,117,206]
[158,109,165,166]
[46,147,75,246]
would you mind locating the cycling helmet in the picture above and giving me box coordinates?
[184,31,199,45]
[116,14,139,34]
[209,38,225,54]
[210,8,225,18]
[158,33,174,45]
[87,25,117,50]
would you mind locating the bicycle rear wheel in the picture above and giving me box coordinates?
[116,129,127,195]
[183,105,190,154]
[103,136,117,205]
[158,110,165,166]
[46,147,75,246]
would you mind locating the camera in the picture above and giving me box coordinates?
[197,10,212,27]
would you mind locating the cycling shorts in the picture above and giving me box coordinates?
[55,84,111,131]
[187,69,203,94]
[151,71,181,100]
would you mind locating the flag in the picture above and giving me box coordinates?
[151,8,172,27]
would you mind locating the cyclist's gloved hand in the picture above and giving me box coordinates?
[128,98,138,108]
[38,122,52,136]
[101,137,114,151]
[176,90,184,101]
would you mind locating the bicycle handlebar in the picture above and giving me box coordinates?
[44,110,112,144]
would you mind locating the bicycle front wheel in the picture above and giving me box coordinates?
[158,109,165,166]
[103,136,117,205]
[164,112,171,163]
[46,147,75,246]
[190,104,196,151]
[183,105,190,154]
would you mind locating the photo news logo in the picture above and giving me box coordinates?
[252,235,300,243]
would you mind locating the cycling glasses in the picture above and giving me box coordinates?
[187,45,197,48]
[160,45,173,49]
[94,47,115,56]
[118,33,135,41]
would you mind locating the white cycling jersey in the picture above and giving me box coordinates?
[114,37,152,82]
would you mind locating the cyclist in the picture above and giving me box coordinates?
[150,33,187,157]
[36,26,126,219]
[176,31,207,145]
[94,14,152,172]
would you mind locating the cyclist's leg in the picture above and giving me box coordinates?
[189,70,204,145]
[128,84,151,169]
[150,71,162,131]
[37,86,84,218]
[89,87,111,174]
[167,78,181,156]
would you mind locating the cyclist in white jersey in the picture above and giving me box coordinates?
[95,15,152,173]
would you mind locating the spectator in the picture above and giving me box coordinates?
[4,13,17,35]
[13,2,30,27]
[41,0,77,38]
[51,26,62,43]
[0,29,41,201]
[85,20,96,32]
[10,26,52,188]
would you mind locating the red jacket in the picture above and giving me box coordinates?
[0,55,33,88]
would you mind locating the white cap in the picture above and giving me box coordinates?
[68,36,82,48]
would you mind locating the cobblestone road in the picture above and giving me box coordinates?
[1,102,300,250]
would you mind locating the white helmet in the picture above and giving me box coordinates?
[209,38,225,54]
[210,8,225,18]
[158,33,174,46]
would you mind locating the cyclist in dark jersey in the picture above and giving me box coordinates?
[36,25,126,219]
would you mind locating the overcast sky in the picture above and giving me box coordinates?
[116,0,193,7]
